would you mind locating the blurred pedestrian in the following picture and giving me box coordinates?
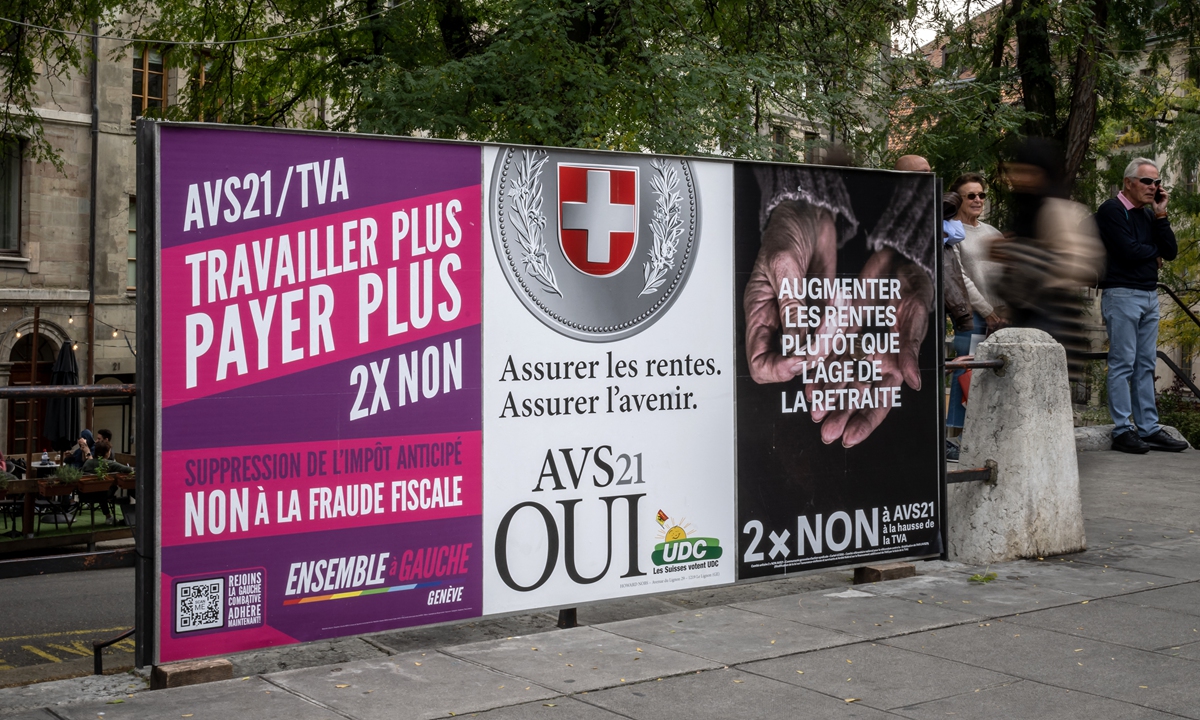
[991,138,1105,386]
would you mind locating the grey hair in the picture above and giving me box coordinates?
[1124,157,1158,178]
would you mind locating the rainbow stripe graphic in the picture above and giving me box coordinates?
[282,581,442,606]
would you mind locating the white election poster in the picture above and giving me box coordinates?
[482,146,736,614]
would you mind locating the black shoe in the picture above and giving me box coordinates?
[1112,431,1150,454]
[1142,429,1189,453]
[945,439,960,462]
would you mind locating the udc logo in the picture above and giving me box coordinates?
[490,148,700,342]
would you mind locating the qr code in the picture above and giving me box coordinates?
[175,578,225,633]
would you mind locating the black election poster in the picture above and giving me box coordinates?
[735,162,942,579]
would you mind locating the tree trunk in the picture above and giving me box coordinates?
[1013,0,1057,139]
[1062,0,1109,188]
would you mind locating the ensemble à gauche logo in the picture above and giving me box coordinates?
[651,509,722,566]
[490,148,700,342]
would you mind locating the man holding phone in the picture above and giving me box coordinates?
[1094,157,1187,453]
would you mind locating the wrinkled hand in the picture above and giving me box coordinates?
[809,248,934,447]
[744,203,839,384]
[985,312,1008,334]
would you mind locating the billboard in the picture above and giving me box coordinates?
[151,126,483,662]
[139,122,940,664]
[480,148,736,614]
[734,164,942,578]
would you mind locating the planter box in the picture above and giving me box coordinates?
[38,480,78,498]
[114,474,135,490]
[77,476,114,494]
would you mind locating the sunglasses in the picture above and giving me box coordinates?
[1134,177,1162,186]
[964,192,987,200]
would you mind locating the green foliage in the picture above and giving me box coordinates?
[0,0,121,168]
[95,457,109,480]
[969,568,998,583]
[0,471,15,489]
[52,464,82,484]
[1157,387,1200,448]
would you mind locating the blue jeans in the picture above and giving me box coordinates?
[947,312,987,429]
[1102,288,1161,438]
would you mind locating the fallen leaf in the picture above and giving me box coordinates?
[107,701,124,705]
[1140,686,1149,689]
[846,660,852,664]
[796,671,804,674]
[845,698,860,703]
[770,640,776,644]
[544,703,557,707]
[733,679,744,683]
[414,662,422,666]
[1074,649,1083,652]
[335,684,350,689]
[636,648,643,653]
[620,678,626,682]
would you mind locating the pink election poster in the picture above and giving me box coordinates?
[154,126,482,662]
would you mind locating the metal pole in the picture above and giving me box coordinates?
[23,307,39,537]
[86,19,99,431]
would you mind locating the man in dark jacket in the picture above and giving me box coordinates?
[1094,157,1187,453]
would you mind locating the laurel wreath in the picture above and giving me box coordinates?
[507,150,562,297]
[640,158,682,297]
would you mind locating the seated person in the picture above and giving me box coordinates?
[80,440,132,525]
[64,430,95,468]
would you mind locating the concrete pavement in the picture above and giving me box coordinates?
[2,448,1198,719]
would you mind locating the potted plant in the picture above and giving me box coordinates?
[78,459,114,494]
[0,471,14,500]
[40,464,82,497]
[115,466,135,490]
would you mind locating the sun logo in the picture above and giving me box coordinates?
[655,510,693,543]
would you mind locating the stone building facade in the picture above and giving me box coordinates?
[0,36,178,457]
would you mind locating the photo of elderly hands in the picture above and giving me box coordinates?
[742,165,937,449]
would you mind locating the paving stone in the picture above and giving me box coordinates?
[54,676,339,720]
[443,626,718,694]
[463,697,624,720]
[597,606,854,664]
[580,667,896,719]
[230,636,391,676]
[267,650,558,720]
[884,621,1200,717]
[0,712,57,720]
[1159,640,1200,661]
[989,560,1183,599]
[369,613,560,655]
[654,572,854,609]
[1082,516,1197,548]
[739,640,1014,711]
[733,587,977,640]
[853,571,1082,615]
[891,678,1181,720]
[1076,540,1200,581]
[1110,581,1200,618]
[1009,599,1200,651]
[0,673,148,716]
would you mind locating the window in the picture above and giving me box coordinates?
[772,126,790,161]
[127,197,137,291]
[132,46,167,121]
[0,138,18,252]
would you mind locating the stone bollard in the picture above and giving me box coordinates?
[948,327,1086,564]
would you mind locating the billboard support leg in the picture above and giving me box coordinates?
[556,608,577,629]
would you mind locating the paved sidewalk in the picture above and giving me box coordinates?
[3,449,1198,719]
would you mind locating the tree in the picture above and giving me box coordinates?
[119,0,904,161]
[0,0,120,167]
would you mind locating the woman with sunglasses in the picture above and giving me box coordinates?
[944,173,1004,446]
